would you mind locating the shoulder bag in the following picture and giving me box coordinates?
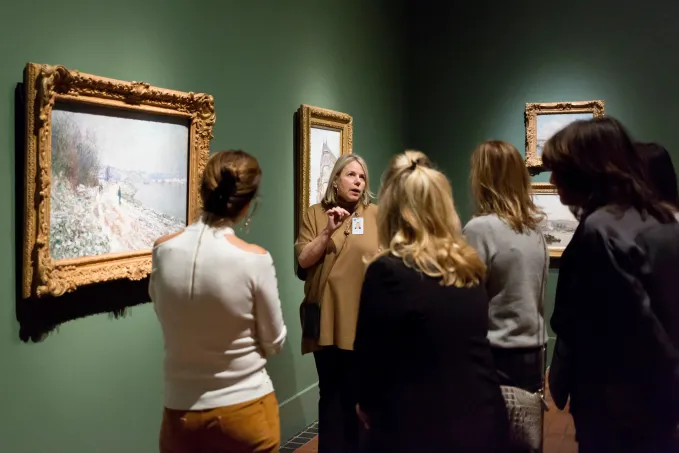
[499,230,550,452]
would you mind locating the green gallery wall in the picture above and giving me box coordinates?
[1,0,678,451]
[0,1,405,451]
[407,1,679,359]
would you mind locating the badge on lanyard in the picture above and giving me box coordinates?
[352,217,364,235]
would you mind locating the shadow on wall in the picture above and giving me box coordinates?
[14,83,151,343]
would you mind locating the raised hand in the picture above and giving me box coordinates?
[325,207,351,234]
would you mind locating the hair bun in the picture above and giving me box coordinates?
[217,168,238,198]
[205,168,238,216]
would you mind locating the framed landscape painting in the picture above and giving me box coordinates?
[531,183,579,258]
[296,104,352,231]
[22,63,215,298]
[525,100,605,173]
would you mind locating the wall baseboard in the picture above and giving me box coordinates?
[279,382,319,443]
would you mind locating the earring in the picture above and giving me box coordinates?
[239,217,251,235]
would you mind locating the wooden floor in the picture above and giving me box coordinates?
[282,383,578,453]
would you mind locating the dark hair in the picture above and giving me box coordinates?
[636,142,679,209]
[542,116,675,223]
[200,150,261,226]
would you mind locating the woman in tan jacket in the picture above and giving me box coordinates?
[294,154,379,453]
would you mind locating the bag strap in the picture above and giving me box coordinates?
[537,229,550,408]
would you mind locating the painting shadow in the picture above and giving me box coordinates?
[292,110,306,282]
[14,82,155,343]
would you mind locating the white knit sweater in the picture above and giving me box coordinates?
[150,219,287,410]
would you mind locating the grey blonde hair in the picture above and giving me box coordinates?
[321,154,374,208]
[370,150,486,287]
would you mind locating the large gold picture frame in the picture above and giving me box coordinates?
[525,100,605,172]
[22,63,215,298]
[531,182,579,258]
[296,104,352,232]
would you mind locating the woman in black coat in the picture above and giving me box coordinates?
[545,117,679,453]
[354,151,509,453]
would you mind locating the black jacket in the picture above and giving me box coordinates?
[550,207,679,451]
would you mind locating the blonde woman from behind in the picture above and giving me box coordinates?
[464,141,549,397]
[151,150,287,453]
[353,151,509,453]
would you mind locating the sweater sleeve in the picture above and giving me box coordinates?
[253,253,287,357]
[294,206,318,280]
[462,217,493,267]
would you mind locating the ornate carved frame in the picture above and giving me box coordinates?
[524,100,605,173]
[22,62,215,298]
[296,104,353,232]
[532,182,577,259]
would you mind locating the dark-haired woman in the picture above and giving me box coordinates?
[637,141,679,215]
[545,118,679,453]
[150,150,287,453]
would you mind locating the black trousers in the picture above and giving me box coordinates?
[314,347,364,453]
[491,346,543,393]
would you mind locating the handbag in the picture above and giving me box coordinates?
[499,230,550,452]
[300,213,354,340]
[301,301,322,340]
[300,249,333,340]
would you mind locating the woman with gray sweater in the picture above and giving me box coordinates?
[463,140,549,395]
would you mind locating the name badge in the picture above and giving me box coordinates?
[352,217,364,235]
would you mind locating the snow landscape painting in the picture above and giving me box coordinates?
[50,104,189,261]
[532,188,579,252]
[309,126,341,206]
[536,112,593,157]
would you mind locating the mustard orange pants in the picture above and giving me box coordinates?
[159,392,280,453]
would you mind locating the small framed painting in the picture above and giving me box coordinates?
[295,104,352,232]
[531,183,579,258]
[525,100,605,173]
[21,63,215,298]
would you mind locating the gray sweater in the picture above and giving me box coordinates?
[463,214,549,349]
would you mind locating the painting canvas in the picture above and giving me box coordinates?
[308,126,341,206]
[525,100,605,172]
[296,104,352,234]
[532,183,579,257]
[22,62,214,298]
[536,112,593,157]
[50,104,189,261]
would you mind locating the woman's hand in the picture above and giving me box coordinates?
[324,207,351,234]
[297,206,351,269]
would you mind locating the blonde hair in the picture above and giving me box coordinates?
[372,150,486,287]
[470,140,545,233]
[321,154,374,208]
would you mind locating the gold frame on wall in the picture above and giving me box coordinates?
[296,104,353,231]
[531,182,579,259]
[524,100,605,171]
[22,62,215,299]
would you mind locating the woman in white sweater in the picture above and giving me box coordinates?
[463,140,549,398]
[150,150,287,453]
